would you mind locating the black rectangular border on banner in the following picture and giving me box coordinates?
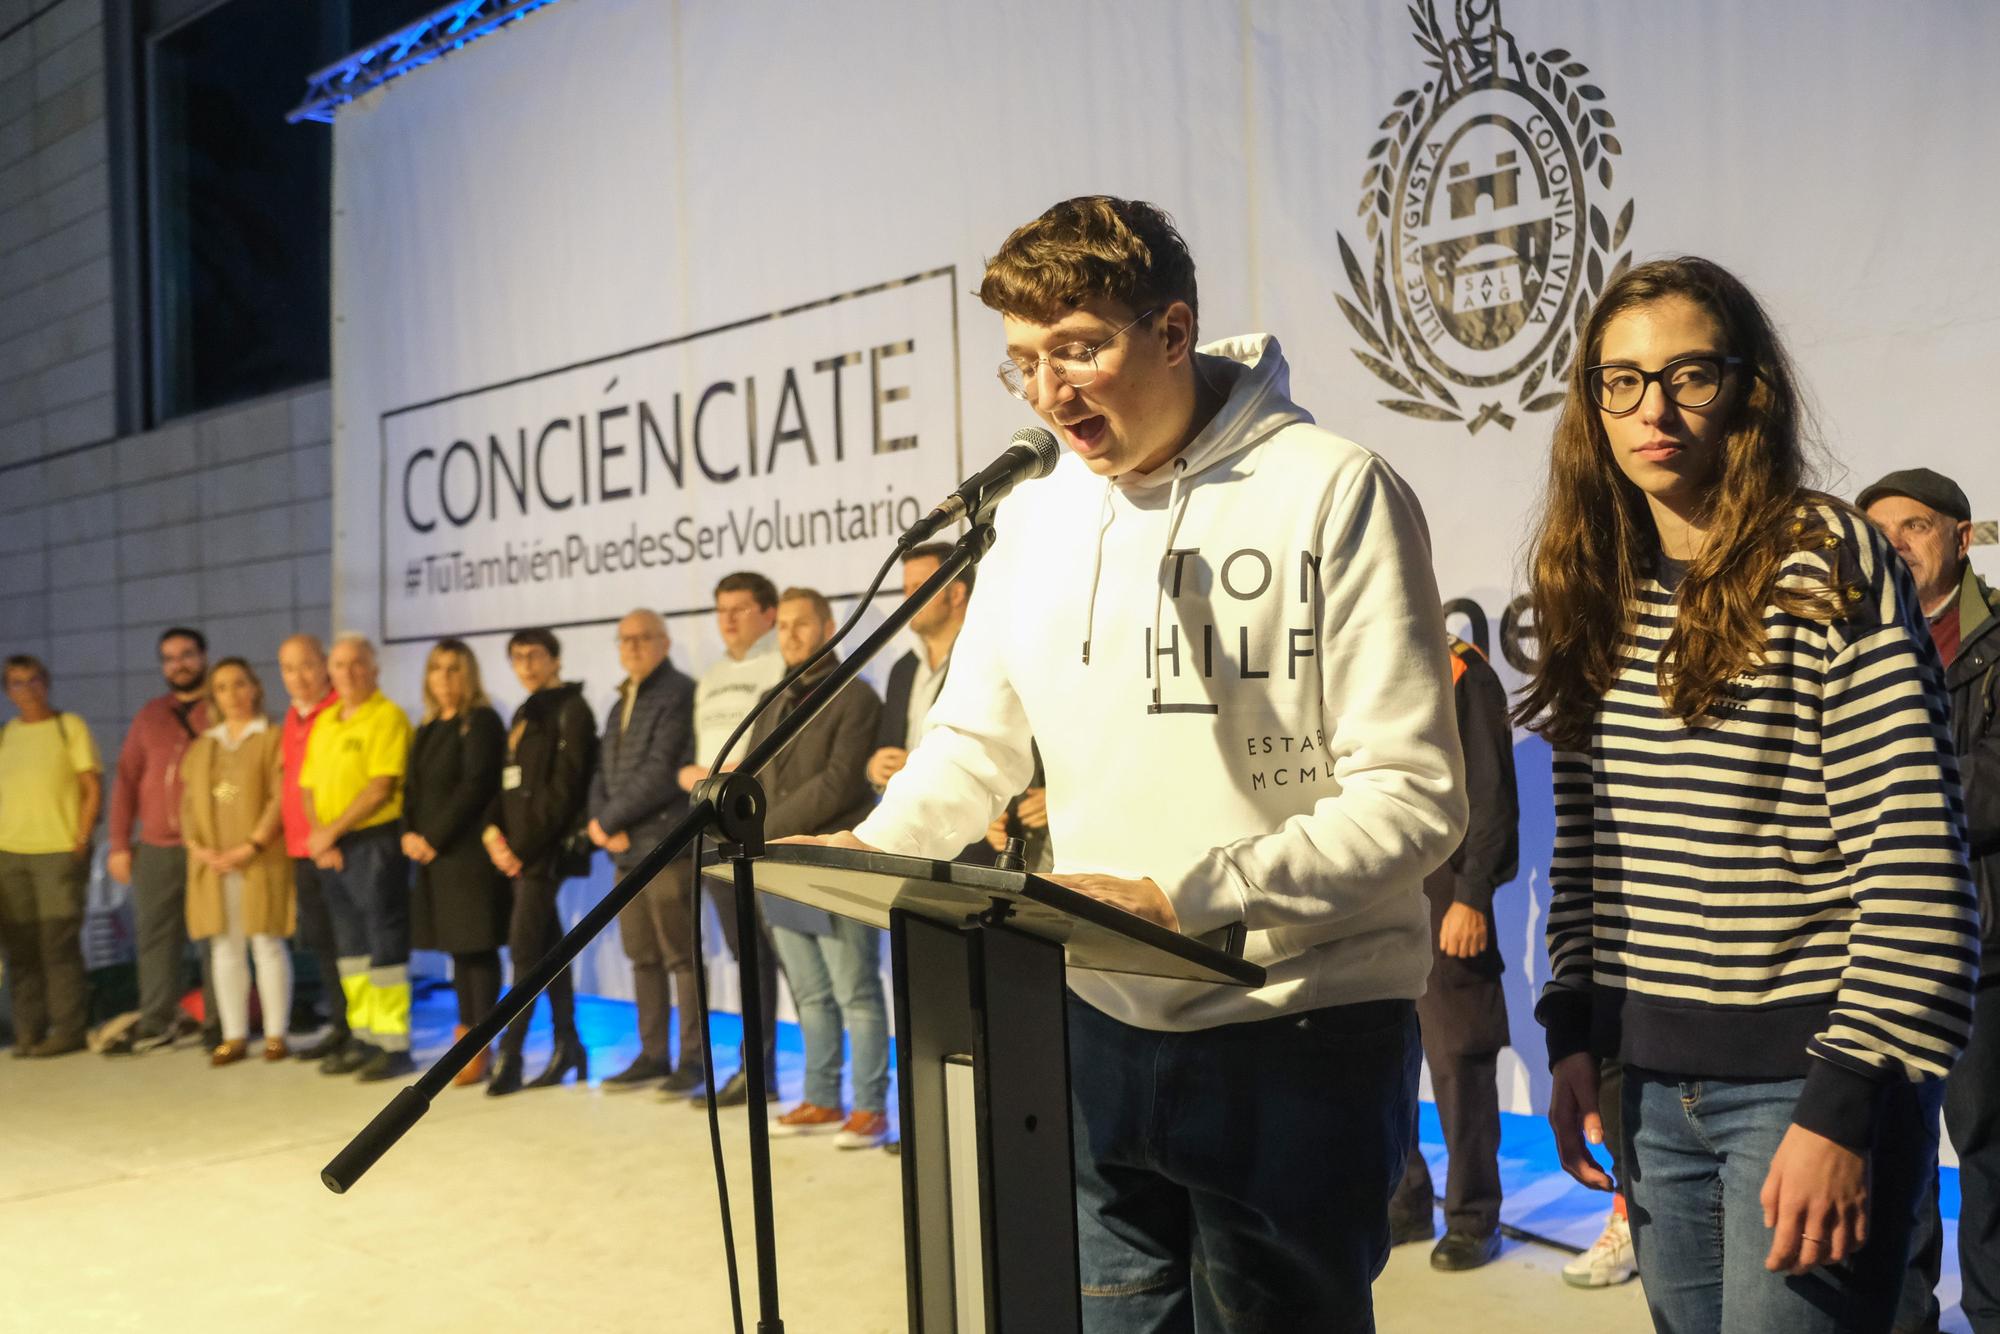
[374,265,964,644]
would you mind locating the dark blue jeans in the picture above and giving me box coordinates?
[1068,995,1420,1334]
[1624,1068,1941,1334]
[316,824,410,968]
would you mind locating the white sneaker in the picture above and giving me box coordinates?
[1562,1211,1636,1288]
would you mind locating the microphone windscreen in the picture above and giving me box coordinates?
[1010,426,1061,478]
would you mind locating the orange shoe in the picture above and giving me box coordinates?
[262,1038,289,1061]
[771,1102,845,1136]
[210,1040,249,1068]
[450,1025,490,1087]
[834,1110,890,1150]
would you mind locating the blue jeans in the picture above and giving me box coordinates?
[1068,996,1419,1334]
[1623,1068,1941,1334]
[770,917,888,1113]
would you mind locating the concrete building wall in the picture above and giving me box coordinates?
[0,0,332,767]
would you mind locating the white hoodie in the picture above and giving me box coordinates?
[855,334,1467,1030]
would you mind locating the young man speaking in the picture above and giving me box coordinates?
[808,196,1467,1330]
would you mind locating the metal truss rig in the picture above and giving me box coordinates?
[286,0,565,124]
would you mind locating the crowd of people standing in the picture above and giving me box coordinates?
[0,551,1046,1157]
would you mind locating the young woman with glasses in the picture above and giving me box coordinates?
[1517,256,1977,1331]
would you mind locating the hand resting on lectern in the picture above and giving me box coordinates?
[775,831,1182,933]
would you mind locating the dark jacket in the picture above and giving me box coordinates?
[749,653,881,840]
[408,706,511,952]
[494,681,598,880]
[1943,566,1999,964]
[1424,637,1519,986]
[748,654,880,937]
[874,650,941,755]
[589,660,697,867]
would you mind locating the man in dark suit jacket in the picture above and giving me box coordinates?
[751,587,889,1149]
[870,543,1049,868]
[589,608,701,1093]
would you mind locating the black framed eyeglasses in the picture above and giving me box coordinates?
[1585,355,1747,415]
[998,309,1155,400]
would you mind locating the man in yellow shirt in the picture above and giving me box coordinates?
[298,633,414,1082]
[0,655,102,1057]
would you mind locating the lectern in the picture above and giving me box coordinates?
[708,845,1264,1334]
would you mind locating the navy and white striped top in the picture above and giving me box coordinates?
[1536,503,1979,1148]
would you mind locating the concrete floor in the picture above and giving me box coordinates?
[0,1016,1667,1334]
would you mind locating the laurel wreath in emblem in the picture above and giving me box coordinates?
[1337,2,1636,433]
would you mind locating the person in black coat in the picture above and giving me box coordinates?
[481,627,599,1095]
[588,609,701,1093]
[404,640,510,1087]
[1387,633,1520,1271]
[871,542,1046,868]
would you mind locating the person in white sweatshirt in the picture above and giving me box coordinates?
[677,570,787,1106]
[807,196,1468,1331]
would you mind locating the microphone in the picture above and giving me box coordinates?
[897,427,1060,549]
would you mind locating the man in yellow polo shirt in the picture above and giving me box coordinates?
[0,654,102,1057]
[299,633,414,1081]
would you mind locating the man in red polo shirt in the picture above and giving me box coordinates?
[277,634,345,1059]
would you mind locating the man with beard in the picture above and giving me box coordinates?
[103,627,213,1054]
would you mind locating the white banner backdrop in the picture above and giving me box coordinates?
[332,0,2000,1128]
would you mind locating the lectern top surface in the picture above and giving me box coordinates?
[703,845,1264,989]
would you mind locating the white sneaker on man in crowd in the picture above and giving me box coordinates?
[1562,1207,1636,1288]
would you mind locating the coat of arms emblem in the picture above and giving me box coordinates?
[1337,0,1635,433]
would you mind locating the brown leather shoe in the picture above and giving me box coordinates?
[450,1025,490,1086]
[210,1040,249,1067]
[262,1038,289,1061]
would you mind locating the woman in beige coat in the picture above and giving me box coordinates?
[181,658,295,1066]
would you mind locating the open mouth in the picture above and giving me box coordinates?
[1059,415,1108,450]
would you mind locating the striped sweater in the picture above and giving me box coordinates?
[1536,503,1979,1149]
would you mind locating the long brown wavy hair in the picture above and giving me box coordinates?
[1513,257,1844,748]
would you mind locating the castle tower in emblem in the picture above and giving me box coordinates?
[1446,152,1525,314]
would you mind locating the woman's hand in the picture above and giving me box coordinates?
[1549,1052,1615,1191]
[1761,1124,1870,1274]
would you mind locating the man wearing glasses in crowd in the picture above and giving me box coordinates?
[591,609,703,1095]
[798,196,1466,1329]
[1860,469,2000,1334]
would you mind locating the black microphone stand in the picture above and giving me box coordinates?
[321,518,1000,1334]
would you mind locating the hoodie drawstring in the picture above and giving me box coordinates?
[1149,457,1192,712]
[1080,480,1115,664]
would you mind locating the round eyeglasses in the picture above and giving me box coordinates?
[997,310,1154,400]
[1585,355,1747,416]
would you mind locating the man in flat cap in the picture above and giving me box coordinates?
[1860,467,2000,1334]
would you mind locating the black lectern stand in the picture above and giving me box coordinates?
[707,845,1264,1334]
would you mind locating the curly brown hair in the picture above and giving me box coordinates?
[978,196,1198,337]
[1513,257,1847,747]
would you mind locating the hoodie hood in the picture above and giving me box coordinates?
[1115,333,1311,493]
